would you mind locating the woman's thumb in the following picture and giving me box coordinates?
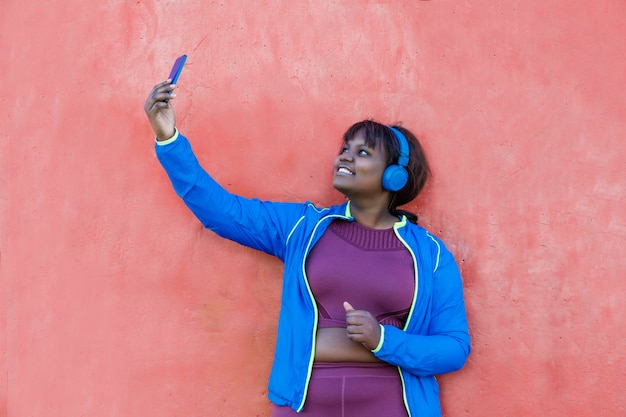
[343,301,355,312]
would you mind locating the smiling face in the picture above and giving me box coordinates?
[332,129,390,200]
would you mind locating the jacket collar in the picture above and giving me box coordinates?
[342,201,408,229]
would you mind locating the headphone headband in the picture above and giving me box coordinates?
[388,126,409,167]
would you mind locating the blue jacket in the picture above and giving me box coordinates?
[156,133,471,417]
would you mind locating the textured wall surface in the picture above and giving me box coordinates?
[2,1,625,416]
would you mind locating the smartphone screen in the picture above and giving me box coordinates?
[168,55,187,84]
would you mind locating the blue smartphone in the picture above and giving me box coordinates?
[168,54,187,84]
[165,55,186,103]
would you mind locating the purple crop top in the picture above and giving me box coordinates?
[306,220,415,329]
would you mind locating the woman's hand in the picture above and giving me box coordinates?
[344,301,381,351]
[144,80,177,141]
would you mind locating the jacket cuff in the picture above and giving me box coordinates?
[371,324,385,353]
[155,128,179,146]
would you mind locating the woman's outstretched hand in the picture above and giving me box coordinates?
[144,80,177,141]
[344,301,382,351]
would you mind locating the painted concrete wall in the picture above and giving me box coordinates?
[2,1,625,416]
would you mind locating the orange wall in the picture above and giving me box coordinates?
[2,1,625,416]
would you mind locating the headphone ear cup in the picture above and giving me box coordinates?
[382,164,409,192]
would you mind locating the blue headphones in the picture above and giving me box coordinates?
[382,126,410,192]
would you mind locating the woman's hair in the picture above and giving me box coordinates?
[341,119,431,224]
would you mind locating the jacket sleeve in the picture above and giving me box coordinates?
[372,239,471,376]
[155,133,306,261]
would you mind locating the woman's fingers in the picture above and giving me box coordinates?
[145,82,176,111]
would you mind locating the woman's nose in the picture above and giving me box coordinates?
[339,152,354,162]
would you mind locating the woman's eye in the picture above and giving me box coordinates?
[358,149,370,156]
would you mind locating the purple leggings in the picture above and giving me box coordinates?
[270,363,408,417]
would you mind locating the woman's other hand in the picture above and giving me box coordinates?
[344,301,381,351]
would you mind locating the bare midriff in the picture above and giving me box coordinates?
[314,327,382,363]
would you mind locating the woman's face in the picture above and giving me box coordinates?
[332,130,389,199]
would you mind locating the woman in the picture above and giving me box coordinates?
[144,80,470,417]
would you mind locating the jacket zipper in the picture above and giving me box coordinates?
[296,212,351,412]
[393,218,419,417]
